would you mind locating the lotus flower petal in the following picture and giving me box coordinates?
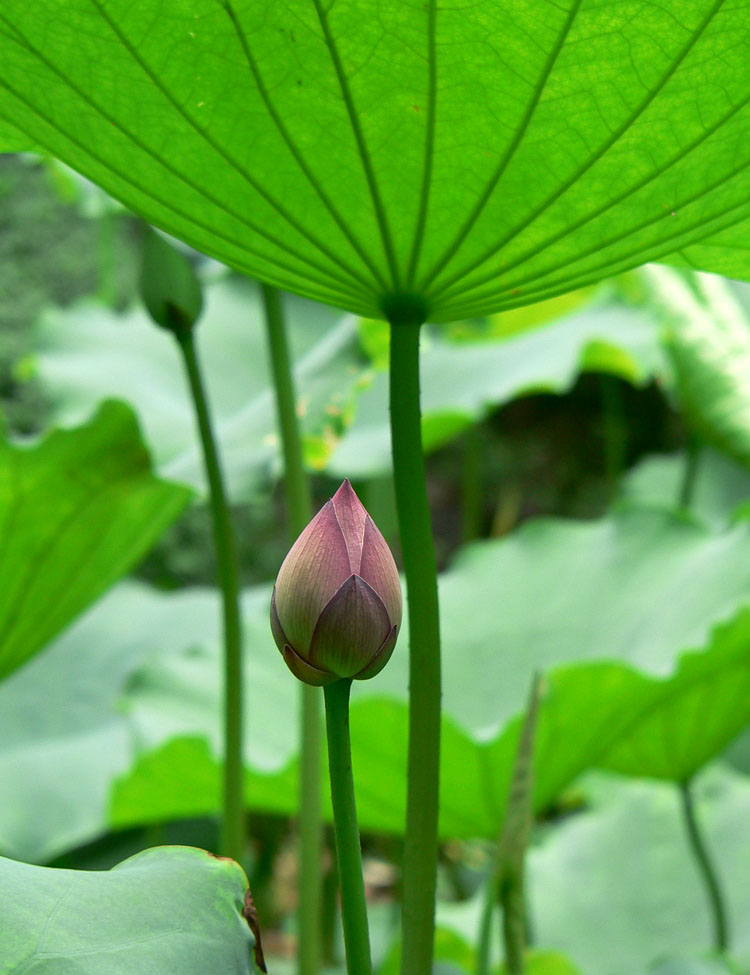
[274,500,352,652]
[281,644,338,687]
[353,624,398,681]
[308,575,391,678]
[359,517,402,627]
[330,478,368,575]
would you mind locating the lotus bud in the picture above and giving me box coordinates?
[271,480,402,685]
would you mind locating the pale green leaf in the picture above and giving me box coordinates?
[0,402,190,681]
[529,770,750,974]
[329,301,663,478]
[2,2,750,318]
[33,277,362,494]
[0,845,259,974]
[3,508,750,860]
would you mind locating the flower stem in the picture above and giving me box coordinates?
[679,439,702,509]
[261,283,322,975]
[324,678,372,975]
[388,318,441,975]
[175,327,244,863]
[477,674,541,975]
[679,778,730,952]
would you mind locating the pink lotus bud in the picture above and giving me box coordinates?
[271,480,402,685]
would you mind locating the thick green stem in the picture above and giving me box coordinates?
[679,779,729,952]
[261,283,322,975]
[324,678,372,975]
[176,328,244,863]
[388,319,441,975]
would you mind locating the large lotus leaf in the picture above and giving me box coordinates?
[33,276,362,495]
[528,770,750,975]
[2,2,750,319]
[379,924,580,975]
[0,582,298,862]
[644,267,750,466]
[3,507,750,860]
[0,401,190,681]
[0,845,259,974]
[597,609,750,781]
[329,300,663,478]
[621,450,750,530]
[650,959,738,975]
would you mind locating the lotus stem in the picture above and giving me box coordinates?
[324,678,372,975]
[260,283,322,975]
[388,315,441,975]
[175,326,245,863]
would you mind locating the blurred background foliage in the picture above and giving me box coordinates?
[3,152,750,974]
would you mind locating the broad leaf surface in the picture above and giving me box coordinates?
[0,845,258,974]
[621,450,750,530]
[2,2,750,318]
[3,508,750,859]
[0,402,190,681]
[33,276,362,494]
[529,770,750,974]
[650,959,738,975]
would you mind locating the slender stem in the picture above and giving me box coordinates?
[500,874,526,975]
[388,319,441,975]
[679,779,729,952]
[679,439,702,509]
[477,674,541,975]
[478,856,529,975]
[599,375,626,492]
[324,678,372,975]
[176,327,244,863]
[461,424,483,543]
[261,285,313,525]
[675,442,728,953]
[261,283,322,975]
[476,868,496,975]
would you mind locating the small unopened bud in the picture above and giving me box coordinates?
[271,480,402,685]
[139,224,203,336]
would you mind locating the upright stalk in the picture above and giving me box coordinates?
[477,674,541,975]
[175,327,244,862]
[261,284,322,975]
[679,780,729,951]
[675,447,728,953]
[679,439,701,510]
[461,424,483,543]
[388,317,441,975]
[324,678,372,975]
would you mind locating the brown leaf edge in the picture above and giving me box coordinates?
[242,887,267,973]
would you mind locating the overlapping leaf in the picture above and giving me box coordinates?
[528,771,750,974]
[329,299,663,478]
[0,845,259,974]
[2,2,750,318]
[0,402,190,681]
[2,507,750,860]
[33,276,362,494]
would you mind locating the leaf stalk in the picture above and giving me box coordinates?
[175,325,245,863]
[260,283,322,975]
[324,678,373,975]
[388,317,441,975]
